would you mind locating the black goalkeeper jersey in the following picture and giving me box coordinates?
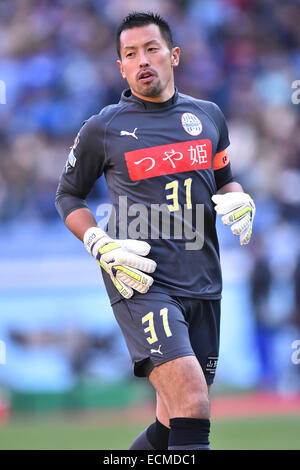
[56,88,232,304]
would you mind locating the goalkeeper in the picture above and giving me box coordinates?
[55,12,255,450]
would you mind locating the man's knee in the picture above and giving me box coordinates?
[169,389,210,419]
[149,356,210,420]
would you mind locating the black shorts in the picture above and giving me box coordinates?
[112,291,220,385]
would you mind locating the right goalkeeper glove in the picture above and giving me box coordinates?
[83,227,157,299]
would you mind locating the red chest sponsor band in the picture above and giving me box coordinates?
[125,139,212,181]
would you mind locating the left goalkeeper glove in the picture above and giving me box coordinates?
[211,192,255,245]
[83,227,156,299]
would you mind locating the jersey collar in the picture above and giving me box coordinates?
[121,88,178,110]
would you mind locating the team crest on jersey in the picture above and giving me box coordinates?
[181,113,202,136]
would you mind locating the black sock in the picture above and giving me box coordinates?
[129,418,170,450]
[168,417,211,450]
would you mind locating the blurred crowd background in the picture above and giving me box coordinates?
[0,0,300,413]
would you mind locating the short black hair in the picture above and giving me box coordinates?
[116,11,174,59]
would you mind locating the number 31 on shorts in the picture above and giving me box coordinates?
[142,308,172,345]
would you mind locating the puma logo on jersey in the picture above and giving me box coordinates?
[150,345,163,355]
[120,128,138,140]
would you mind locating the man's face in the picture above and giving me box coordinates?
[117,24,180,102]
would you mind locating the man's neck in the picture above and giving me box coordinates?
[131,87,175,103]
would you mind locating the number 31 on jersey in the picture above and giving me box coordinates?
[165,177,192,212]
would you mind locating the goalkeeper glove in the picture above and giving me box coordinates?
[83,227,156,299]
[211,192,255,245]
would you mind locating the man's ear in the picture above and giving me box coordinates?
[171,47,180,67]
[117,59,126,79]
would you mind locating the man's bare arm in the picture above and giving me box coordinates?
[65,208,97,242]
[216,181,243,194]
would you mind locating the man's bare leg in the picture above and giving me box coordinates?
[128,388,170,449]
[150,356,209,418]
[149,355,211,449]
[156,392,170,428]
[129,356,210,449]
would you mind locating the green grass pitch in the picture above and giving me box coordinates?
[0,414,299,450]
